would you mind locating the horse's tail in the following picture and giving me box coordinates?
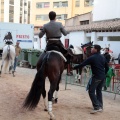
[23,56,47,110]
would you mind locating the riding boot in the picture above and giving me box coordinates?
[67,64,72,76]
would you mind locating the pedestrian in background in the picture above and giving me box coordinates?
[14,42,21,71]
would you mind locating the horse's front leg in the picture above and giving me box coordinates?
[48,82,57,120]
[78,67,82,83]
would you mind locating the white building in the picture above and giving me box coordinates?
[0,0,32,24]
[65,0,120,58]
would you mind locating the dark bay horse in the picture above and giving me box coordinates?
[67,41,93,82]
[23,42,93,119]
[23,49,66,120]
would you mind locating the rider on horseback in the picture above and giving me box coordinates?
[39,11,71,75]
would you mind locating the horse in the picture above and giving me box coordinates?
[23,46,66,120]
[67,41,93,83]
[0,41,15,77]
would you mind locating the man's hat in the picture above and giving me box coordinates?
[92,44,101,52]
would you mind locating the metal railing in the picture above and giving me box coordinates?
[64,64,120,98]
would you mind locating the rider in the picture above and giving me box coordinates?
[39,11,71,75]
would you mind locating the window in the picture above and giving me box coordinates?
[9,5,14,14]
[1,9,4,13]
[24,10,27,14]
[80,20,89,25]
[36,15,49,21]
[36,2,50,8]
[56,14,67,20]
[62,1,68,7]
[9,0,14,5]
[53,1,68,8]
[9,6,14,22]
[24,2,27,6]
[1,0,4,5]
[20,0,23,6]
[28,1,31,24]
[75,0,80,7]
[9,14,14,22]
[84,0,94,7]
[19,15,22,23]
[20,7,23,23]
[53,2,59,8]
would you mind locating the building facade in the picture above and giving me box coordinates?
[0,0,31,24]
[31,0,94,28]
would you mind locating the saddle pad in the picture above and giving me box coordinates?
[70,47,83,55]
[47,50,67,62]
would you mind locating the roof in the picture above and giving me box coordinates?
[65,19,120,32]
[65,12,92,20]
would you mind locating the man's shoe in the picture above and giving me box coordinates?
[90,108,103,114]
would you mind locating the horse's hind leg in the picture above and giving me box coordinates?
[42,78,47,111]
[48,80,58,120]
[53,75,62,104]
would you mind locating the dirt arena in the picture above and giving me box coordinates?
[0,67,120,120]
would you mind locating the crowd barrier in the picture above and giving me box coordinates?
[65,64,120,99]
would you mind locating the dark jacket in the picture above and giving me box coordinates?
[103,53,111,63]
[74,53,109,80]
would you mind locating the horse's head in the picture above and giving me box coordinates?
[81,41,93,48]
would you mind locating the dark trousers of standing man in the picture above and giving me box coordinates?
[88,78,105,110]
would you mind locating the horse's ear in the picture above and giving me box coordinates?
[91,41,93,44]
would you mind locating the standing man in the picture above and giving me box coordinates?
[39,11,71,75]
[14,42,21,71]
[73,45,109,114]
[103,48,111,63]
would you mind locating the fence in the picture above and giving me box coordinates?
[64,64,120,99]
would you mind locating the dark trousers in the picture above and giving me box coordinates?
[88,78,104,109]
[46,40,67,54]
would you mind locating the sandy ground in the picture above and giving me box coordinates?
[0,66,120,120]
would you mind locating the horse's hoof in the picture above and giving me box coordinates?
[44,109,48,111]
[54,98,58,103]
[48,111,55,120]
[52,98,58,104]
[78,79,81,83]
